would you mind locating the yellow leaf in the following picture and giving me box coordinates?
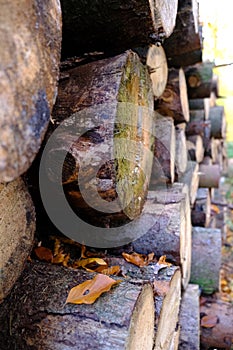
[122,252,154,267]
[211,204,220,214]
[73,258,107,272]
[66,274,121,304]
[95,265,121,276]
[158,255,172,266]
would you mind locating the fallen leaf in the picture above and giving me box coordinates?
[211,204,220,214]
[53,252,70,267]
[34,246,53,262]
[66,274,121,304]
[122,252,155,267]
[95,265,121,276]
[73,258,107,272]
[201,314,218,328]
[158,255,172,266]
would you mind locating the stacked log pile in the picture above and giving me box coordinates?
[0,0,232,349]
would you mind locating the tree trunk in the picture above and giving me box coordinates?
[179,284,200,350]
[191,188,211,227]
[186,135,204,163]
[198,164,220,188]
[60,0,178,58]
[200,298,233,350]
[180,161,199,205]
[154,68,190,124]
[190,227,221,294]
[0,0,62,182]
[209,106,226,139]
[45,51,154,229]
[150,114,176,185]
[185,62,214,99]
[0,261,155,350]
[163,0,202,67]
[0,178,35,302]
[134,45,168,99]
[175,123,188,176]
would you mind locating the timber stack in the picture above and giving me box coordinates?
[0,0,232,349]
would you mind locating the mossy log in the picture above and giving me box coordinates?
[0,0,62,182]
[154,68,190,124]
[175,123,188,177]
[185,62,214,99]
[179,284,200,350]
[0,178,35,302]
[180,161,199,205]
[209,106,226,139]
[60,0,178,58]
[190,227,221,294]
[45,51,154,229]
[200,298,233,350]
[134,45,168,99]
[191,188,211,227]
[163,0,202,67]
[0,261,155,350]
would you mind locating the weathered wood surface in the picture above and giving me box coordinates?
[189,98,210,119]
[198,164,220,188]
[163,0,202,67]
[60,0,178,58]
[191,188,211,227]
[185,62,214,99]
[154,68,190,124]
[209,106,226,139]
[179,284,200,350]
[186,135,204,163]
[190,227,221,294]
[189,109,206,122]
[0,178,36,302]
[48,51,154,227]
[0,262,155,350]
[180,161,199,205]
[200,298,233,350]
[134,45,168,98]
[175,123,187,176]
[0,0,62,182]
[150,114,175,185]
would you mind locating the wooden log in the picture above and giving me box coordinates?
[185,62,214,99]
[186,135,204,163]
[154,68,190,124]
[180,161,199,205]
[198,164,220,188]
[190,227,221,294]
[200,298,233,350]
[179,284,200,350]
[0,0,62,182]
[189,98,210,119]
[0,261,155,350]
[0,178,36,302]
[133,45,168,99]
[191,188,211,227]
[209,106,226,139]
[47,51,154,227]
[150,114,175,185]
[175,123,188,176]
[60,0,178,58]
[189,109,206,122]
[163,0,202,67]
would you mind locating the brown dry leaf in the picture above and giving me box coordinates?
[73,258,107,272]
[66,274,121,304]
[158,255,172,266]
[95,265,121,276]
[122,252,155,267]
[201,314,218,328]
[34,246,53,262]
[211,204,220,214]
[53,252,70,267]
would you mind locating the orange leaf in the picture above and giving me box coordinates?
[73,258,107,272]
[66,274,121,304]
[201,314,218,328]
[122,252,154,267]
[158,255,172,266]
[53,252,70,267]
[211,204,220,214]
[95,265,121,276]
[34,246,53,262]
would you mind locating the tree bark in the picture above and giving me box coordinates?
[180,161,199,205]
[46,51,154,228]
[198,164,220,188]
[163,0,202,67]
[189,109,206,122]
[0,0,62,182]
[186,135,204,163]
[179,284,200,350]
[175,123,188,176]
[191,188,211,227]
[189,98,210,119]
[209,106,226,139]
[190,227,221,294]
[200,298,233,350]
[155,68,190,124]
[134,45,168,99]
[185,62,214,99]
[60,0,178,58]
[150,114,176,185]
[0,261,155,350]
[0,178,35,302]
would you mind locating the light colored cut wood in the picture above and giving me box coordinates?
[180,161,199,205]
[175,123,187,176]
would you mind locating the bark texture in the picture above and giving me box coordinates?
[185,62,214,99]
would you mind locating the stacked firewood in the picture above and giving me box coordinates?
[0,0,231,349]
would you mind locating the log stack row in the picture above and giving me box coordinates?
[0,0,231,349]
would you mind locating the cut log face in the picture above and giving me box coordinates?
[209,106,226,139]
[180,161,199,205]
[45,51,154,230]
[185,62,214,99]
[198,164,220,188]
[175,123,188,176]
[190,227,221,294]
[0,178,35,302]
[60,0,178,58]
[0,0,62,182]
[0,262,155,350]
[189,98,210,119]
[155,68,190,123]
[186,135,204,163]
[191,188,211,227]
